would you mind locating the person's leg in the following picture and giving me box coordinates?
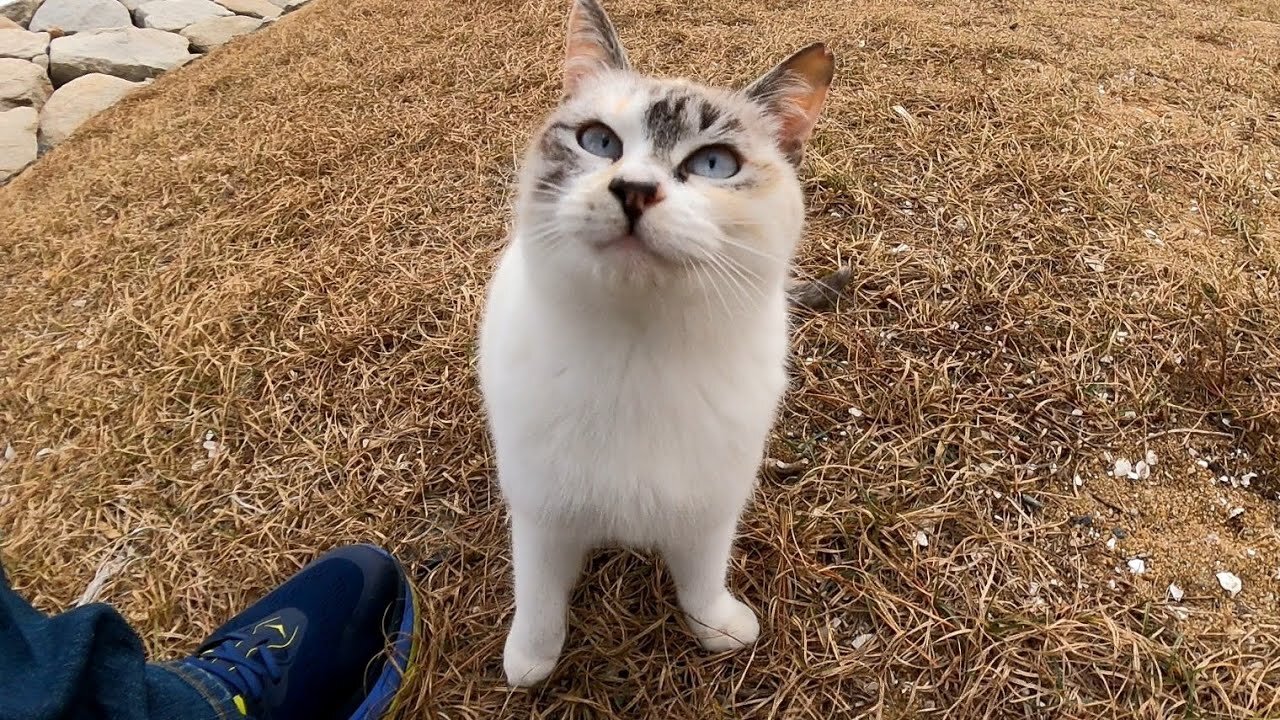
[0,563,230,720]
[0,545,419,720]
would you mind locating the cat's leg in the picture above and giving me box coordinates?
[504,511,586,687]
[661,520,760,652]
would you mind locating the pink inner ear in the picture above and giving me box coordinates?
[565,38,608,92]
[779,83,831,146]
[777,47,834,147]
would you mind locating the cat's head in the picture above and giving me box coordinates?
[515,0,833,302]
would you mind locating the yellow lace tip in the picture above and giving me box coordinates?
[233,695,248,716]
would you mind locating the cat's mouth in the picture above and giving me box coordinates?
[594,233,678,267]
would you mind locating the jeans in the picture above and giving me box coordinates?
[0,563,241,720]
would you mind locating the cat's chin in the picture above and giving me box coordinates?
[592,233,678,267]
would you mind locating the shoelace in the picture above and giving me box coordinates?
[186,631,284,700]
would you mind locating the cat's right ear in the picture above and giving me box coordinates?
[564,0,630,96]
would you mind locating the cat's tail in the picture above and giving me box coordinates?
[788,266,851,311]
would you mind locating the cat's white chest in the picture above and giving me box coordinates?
[479,244,787,547]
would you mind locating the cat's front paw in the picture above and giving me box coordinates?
[503,631,561,687]
[685,593,760,652]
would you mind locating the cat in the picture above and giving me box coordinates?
[477,0,834,687]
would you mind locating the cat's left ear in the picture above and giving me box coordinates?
[564,0,630,97]
[744,43,835,166]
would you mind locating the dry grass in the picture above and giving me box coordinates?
[2,0,1279,717]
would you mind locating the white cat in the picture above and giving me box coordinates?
[478,0,833,688]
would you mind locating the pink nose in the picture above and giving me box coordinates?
[608,178,664,230]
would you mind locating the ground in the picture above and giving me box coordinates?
[1,0,1279,717]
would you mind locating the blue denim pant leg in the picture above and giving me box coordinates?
[0,563,242,720]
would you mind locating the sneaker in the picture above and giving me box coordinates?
[176,544,420,720]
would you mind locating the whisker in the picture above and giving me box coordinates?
[715,235,781,264]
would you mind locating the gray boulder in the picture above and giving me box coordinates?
[0,105,37,181]
[0,57,49,109]
[213,0,278,19]
[180,14,261,52]
[0,27,49,61]
[30,0,132,34]
[50,27,195,84]
[267,0,309,12]
[39,72,144,148]
[0,0,43,26]
[134,0,230,32]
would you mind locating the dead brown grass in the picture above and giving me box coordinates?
[2,0,1279,717]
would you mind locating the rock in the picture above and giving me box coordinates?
[849,632,875,651]
[0,27,48,61]
[213,0,278,19]
[179,14,259,51]
[0,16,18,29]
[0,0,42,26]
[0,57,49,109]
[266,0,308,11]
[1167,583,1184,602]
[38,72,142,148]
[1216,571,1242,597]
[134,0,230,32]
[117,0,145,8]
[30,0,131,34]
[50,27,194,84]
[0,105,37,180]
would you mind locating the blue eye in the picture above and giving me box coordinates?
[682,145,741,179]
[577,123,623,160]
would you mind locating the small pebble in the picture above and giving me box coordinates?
[1127,558,1147,574]
[1216,571,1243,597]
[914,530,929,548]
[1113,458,1133,478]
[850,632,876,651]
[1168,583,1184,602]
[1112,527,1129,539]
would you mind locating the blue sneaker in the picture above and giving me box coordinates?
[176,544,419,720]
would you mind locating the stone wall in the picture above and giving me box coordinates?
[0,0,310,182]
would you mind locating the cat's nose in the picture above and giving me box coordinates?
[608,178,664,229]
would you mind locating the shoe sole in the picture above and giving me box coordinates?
[348,545,422,720]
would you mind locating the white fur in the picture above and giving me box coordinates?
[478,69,810,688]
